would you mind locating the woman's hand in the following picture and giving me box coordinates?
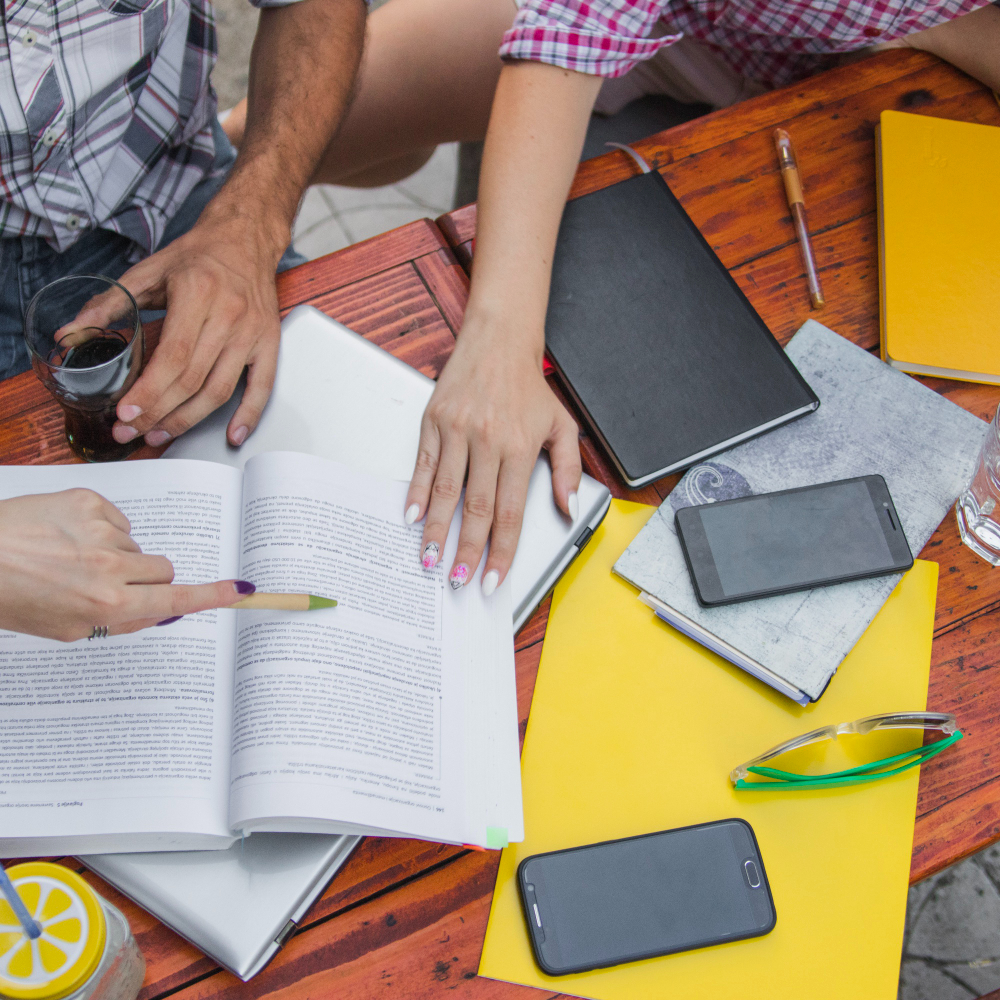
[404,324,581,594]
[403,61,599,595]
[0,490,252,641]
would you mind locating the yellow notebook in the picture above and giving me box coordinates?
[877,109,1000,383]
[480,500,938,1000]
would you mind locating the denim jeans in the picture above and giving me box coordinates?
[0,119,306,382]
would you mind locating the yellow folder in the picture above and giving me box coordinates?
[480,500,938,1000]
[877,109,1000,383]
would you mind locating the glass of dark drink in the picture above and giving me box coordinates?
[24,275,143,462]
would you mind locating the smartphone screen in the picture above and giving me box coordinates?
[674,474,913,606]
[517,819,775,975]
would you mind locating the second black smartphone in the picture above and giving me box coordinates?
[518,819,775,976]
[675,474,913,607]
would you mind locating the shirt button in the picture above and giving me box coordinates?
[863,26,881,37]
[23,29,37,46]
[65,214,84,231]
[41,128,58,147]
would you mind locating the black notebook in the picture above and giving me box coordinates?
[545,170,819,487]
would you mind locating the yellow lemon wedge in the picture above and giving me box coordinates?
[0,864,105,1000]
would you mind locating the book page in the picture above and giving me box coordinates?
[228,451,517,846]
[0,461,242,855]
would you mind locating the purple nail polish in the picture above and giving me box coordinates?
[449,564,469,591]
[156,616,183,626]
[422,542,439,570]
[234,580,256,595]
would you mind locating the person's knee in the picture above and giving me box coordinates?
[314,147,437,187]
[220,101,247,149]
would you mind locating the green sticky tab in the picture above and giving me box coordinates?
[486,827,508,849]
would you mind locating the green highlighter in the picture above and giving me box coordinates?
[230,592,338,611]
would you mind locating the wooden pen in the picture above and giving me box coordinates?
[774,128,825,310]
[230,593,337,611]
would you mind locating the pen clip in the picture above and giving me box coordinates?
[605,142,652,175]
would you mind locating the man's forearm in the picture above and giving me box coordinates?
[203,0,367,252]
[465,61,602,358]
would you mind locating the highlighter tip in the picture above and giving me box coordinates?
[308,595,338,610]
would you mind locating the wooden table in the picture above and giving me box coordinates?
[1,46,998,1000]
[439,46,1000,886]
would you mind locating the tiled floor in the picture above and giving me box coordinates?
[211,6,1000,997]
[291,145,459,260]
[900,849,1000,998]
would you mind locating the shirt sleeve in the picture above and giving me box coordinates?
[499,0,680,78]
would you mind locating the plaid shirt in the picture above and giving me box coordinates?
[0,0,301,254]
[500,0,990,89]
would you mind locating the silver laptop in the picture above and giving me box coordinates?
[81,306,610,981]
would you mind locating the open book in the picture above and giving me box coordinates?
[0,452,522,856]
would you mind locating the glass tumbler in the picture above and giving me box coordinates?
[956,402,1000,566]
[0,861,145,1000]
[24,275,143,463]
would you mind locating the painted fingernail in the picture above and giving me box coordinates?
[234,580,256,595]
[113,424,139,444]
[118,404,142,421]
[231,425,249,446]
[156,616,183,626]
[145,429,172,447]
[422,542,439,570]
[481,569,499,597]
[449,564,469,591]
[404,503,420,525]
[568,491,579,521]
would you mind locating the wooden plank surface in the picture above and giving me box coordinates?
[141,52,1000,999]
[3,49,999,1000]
[438,47,1000,887]
[0,219,558,1000]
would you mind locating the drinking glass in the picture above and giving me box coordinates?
[956,403,1000,566]
[24,275,144,462]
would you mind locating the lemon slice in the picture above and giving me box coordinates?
[0,863,106,1000]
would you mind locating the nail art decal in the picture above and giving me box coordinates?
[449,564,469,590]
[422,542,440,570]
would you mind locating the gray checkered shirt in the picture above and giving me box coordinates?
[0,0,302,255]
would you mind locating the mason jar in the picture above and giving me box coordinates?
[0,862,145,1000]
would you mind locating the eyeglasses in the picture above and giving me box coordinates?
[731,712,963,791]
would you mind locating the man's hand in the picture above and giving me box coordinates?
[111,208,286,449]
[111,0,365,449]
[405,327,581,594]
[0,490,253,641]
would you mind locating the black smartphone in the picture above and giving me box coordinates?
[517,819,776,975]
[674,474,913,607]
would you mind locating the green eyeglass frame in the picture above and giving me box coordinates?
[731,712,963,791]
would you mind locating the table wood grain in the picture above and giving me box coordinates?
[439,46,1000,890]
[2,47,998,1000]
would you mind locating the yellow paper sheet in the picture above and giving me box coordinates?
[480,500,937,1000]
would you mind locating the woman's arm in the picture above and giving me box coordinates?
[404,61,603,594]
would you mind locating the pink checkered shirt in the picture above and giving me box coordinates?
[500,0,991,89]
